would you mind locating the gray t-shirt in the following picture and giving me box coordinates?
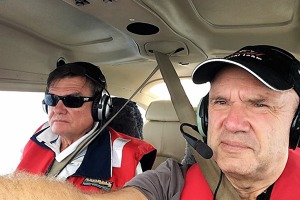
[124,158,188,200]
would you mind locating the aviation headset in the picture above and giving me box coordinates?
[42,62,112,121]
[196,94,300,149]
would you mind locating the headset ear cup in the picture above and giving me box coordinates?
[289,108,300,149]
[42,100,48,114]
[92,90,112,121]
[196,94,209,138]
[101,92,112,120]
[92,95,100,121]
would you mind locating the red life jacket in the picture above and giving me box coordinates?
[17,126,156,193]
[180,149,300,200]
[180,163,213,200]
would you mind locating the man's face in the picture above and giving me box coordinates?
[47,76,94,142]
[207,66,299,180]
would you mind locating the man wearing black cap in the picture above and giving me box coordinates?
[14,62,156,193]
[118,45,300,199]
[1,46,300,199]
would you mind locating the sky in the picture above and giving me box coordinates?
[0,91,48,175]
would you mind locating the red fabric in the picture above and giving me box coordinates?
[17,141,55,174]
[68,128,156,192]
[270,149,300,199]
[180,163,213,200]
[16,127,156,192]
[180,148,300,199]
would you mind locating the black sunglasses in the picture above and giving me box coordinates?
[44,93,95,108]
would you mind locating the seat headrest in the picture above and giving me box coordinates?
[109,97,143,139]
[145,100,179,122]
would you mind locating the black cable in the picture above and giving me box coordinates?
[256,183,274,200]
[213,170,223,200]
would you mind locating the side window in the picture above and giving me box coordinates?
[149,80,210,107]
[0,91,48,175]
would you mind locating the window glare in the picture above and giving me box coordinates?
[0,91,48,175]
[149,80,210,107]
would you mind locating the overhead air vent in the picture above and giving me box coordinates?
[75,0,90,6]
[127,22,159,35]
[144,41,188,56]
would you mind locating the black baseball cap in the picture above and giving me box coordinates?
[192,45,300,96]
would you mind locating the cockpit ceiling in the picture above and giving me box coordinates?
[0,0,299,100]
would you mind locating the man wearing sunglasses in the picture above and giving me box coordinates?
[15,62,156,193]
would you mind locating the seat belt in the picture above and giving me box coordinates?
[154,51,239,200]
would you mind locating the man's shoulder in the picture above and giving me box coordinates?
[125,158,186,199]
[33,121,50,134]
[156,158,190,176]
[109,127,157,171]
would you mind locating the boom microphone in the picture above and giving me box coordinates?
[180,123,213,159]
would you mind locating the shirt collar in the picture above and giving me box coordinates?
[36,122,99,161]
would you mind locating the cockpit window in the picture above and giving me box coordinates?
[0,91,48,175]
[149,80,210,107]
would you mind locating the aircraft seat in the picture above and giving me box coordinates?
[143,100,187,169]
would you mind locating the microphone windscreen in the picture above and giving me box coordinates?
[195,140,213,159]
[180,123,213,159]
